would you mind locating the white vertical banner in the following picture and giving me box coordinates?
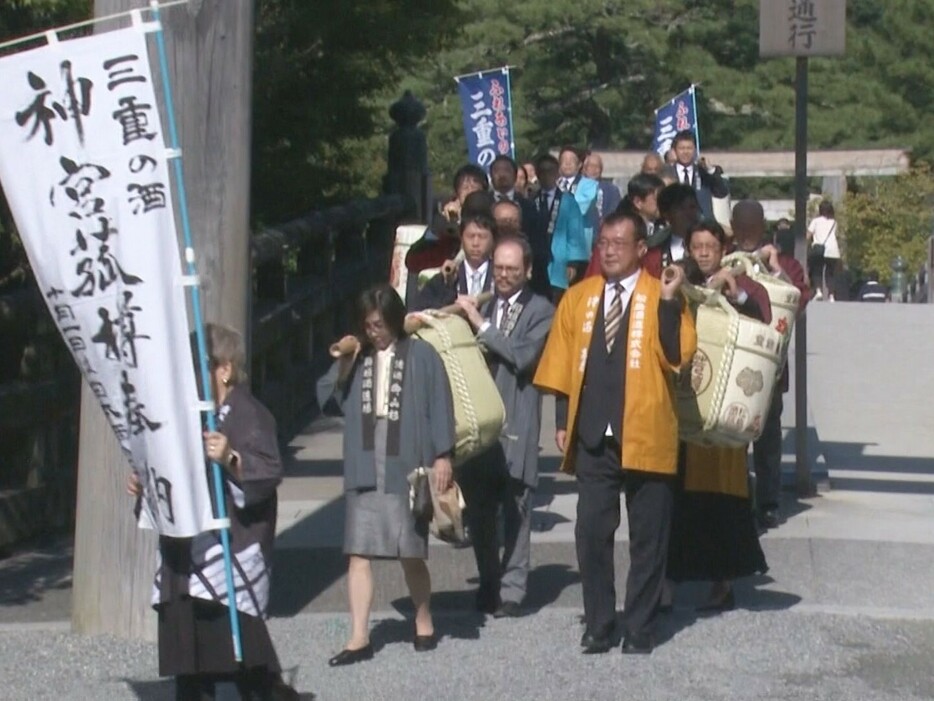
[0,27,213,537]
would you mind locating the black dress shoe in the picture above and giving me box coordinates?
[621,635,653,655]
[328,644,374,667]
[493,601,521,618]
[581,633,614,654]
[697,588,735,615]
[413,633,437,652]
[475,589,500,615]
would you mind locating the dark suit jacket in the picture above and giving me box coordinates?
[677,163,729,220]
[412,260,494,311]
[495,192,540,236]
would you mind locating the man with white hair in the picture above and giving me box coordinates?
[583,152,621,220]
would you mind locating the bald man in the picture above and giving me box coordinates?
[731,200,809,530]
[641,152,664,176]
[583,152,621,221]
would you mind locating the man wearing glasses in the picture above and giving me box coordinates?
[455,237,555,617]
[534,212,696,655]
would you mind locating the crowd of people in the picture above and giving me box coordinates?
[310,132,814,663]
[135,135,823,699]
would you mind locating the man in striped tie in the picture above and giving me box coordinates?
[534,211,696,655]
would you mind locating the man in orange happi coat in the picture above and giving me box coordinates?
[534,211,696,655]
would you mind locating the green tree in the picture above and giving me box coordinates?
[391,0,934,197]
[250,0,459,224]
[842,167,934,283]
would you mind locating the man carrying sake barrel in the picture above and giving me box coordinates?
[534,212,696,655]
[454,236,555,617]
[731,200,809,530]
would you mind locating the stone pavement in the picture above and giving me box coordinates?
[1,303,933,700]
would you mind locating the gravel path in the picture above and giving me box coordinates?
[2,607,933,701]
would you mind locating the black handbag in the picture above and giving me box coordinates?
[808,222,834,262]
[408,467,434,522]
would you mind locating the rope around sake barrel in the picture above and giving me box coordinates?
[418,312,483,458]
[680,282,742,432]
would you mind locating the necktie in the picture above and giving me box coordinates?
[495,192,506,202]
[470,271,482,295]
[604,283,624,354]
[498,300,510,330]
[682,166,691,186]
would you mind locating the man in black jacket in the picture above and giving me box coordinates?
[670,130,729,220]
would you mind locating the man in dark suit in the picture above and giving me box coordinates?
[731,200,809,530]
[412,212,496,311]
[671,130,729,220]
[534,212,696,655]
[455,236,555,617]
[490,155,539,235]
[530,154,561,296]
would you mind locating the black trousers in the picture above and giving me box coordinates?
[753,390,784,511]
[457,447,534,605]
[575,439,673,641]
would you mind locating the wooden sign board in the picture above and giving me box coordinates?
[760,0,846,57]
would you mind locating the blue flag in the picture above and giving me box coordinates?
[654,86,699,157]
[456,67,515,167]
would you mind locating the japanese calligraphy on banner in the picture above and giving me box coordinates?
[0,27,213,537]
[654,86,699,158]
[759,0,846,57]
[456,67,515,167]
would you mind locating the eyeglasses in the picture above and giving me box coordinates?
[596,238,637,251]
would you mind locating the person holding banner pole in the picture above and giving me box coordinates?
[671,130,729,221]
[128,324,307,701]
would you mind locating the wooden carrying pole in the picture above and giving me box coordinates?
[72,0,254,640]
[329,293,495,359]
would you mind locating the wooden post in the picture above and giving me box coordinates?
[72,0,254,640]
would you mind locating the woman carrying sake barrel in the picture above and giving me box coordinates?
[666,220,771,613]
[317,284,456,665]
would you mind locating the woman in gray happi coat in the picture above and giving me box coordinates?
[318,283,456,666]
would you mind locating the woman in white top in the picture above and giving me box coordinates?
[807,200,841,301]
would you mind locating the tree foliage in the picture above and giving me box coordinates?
[391,0,934,200]
[842,168,934,282]
[250,0,459,223]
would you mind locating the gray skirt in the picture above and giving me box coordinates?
[344,418,428,559]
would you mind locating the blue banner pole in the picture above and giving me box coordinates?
[150,0,243,662]
[504,67,516,160]
[690,84,701,156]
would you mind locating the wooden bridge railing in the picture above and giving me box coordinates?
[249,194,406,436]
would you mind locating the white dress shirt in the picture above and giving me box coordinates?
[374,343,395,418]
[604,269,640,320]
[464,260,490,295]
[669,234,685,262]
[679,164,695,186]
